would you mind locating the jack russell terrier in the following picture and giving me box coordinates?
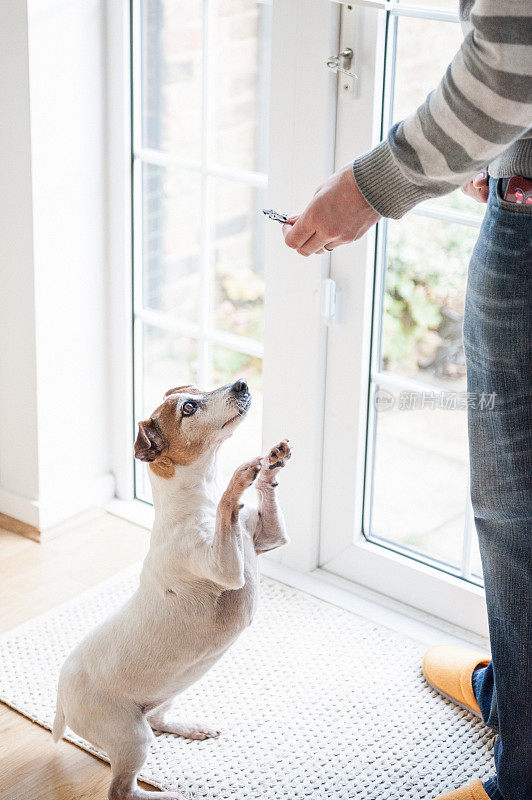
[53,380,291,800]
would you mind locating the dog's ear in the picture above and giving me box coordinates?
[134,419,166,462]
[164,386,188,398]
[164,385,200,398]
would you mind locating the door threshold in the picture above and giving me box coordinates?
[260,559,489,650]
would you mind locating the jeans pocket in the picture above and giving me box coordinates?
[495,177,532,215]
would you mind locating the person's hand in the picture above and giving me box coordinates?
[282,163,381,256]
[461,170,489,203]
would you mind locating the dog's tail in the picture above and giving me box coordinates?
[52,696,66,743]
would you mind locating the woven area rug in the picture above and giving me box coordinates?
[0,565,495,799]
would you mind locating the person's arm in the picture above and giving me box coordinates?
[353,0,532,219]
[283,0,532,255]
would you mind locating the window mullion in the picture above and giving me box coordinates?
[134,308,264,359]
[133,147,267,189]
[411,203,483,229]
[371,369,463,398]
[341,1,459,23]
[390,5,459,24]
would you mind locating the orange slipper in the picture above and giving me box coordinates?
[423,644,490,717]
[432,779,492,799]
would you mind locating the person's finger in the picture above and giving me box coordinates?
[283,215,316,249]
[462,181,482,201]
[472,170,488,188]
[472,188,488,203]
[297,232,329,257]
[462,178,489,204]
[281,216,299,239]
[322,240,341,253]
[282,223,294,239]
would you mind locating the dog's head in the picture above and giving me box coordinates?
[134,380,251,478]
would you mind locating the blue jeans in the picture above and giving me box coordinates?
[463,177,532,800]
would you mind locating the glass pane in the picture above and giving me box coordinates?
[391,16,487,220]
[212,179,266,340]
[141,0,271,171]
[381,215,478,388]
[212,345,263,485]
[365,7,487,585]
[141,0,203,159]
[368,386,469,569]
[392,16,463,125]
[139,324,199,416]
[213,1,271,172]
[135,1,271,503]
[142,164,202,321]
[136,324,199,501]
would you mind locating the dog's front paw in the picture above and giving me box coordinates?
[229,457,263,495]
[266,439,291,471]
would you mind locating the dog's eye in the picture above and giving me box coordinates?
[182,400,197,417]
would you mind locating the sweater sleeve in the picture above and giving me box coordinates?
[352,0,532,219]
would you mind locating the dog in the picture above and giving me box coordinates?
[53,379,291,800]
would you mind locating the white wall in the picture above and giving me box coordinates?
[0,0,40,521]
[0,0,113,531]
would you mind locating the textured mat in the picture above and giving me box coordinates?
[0,565,495,799]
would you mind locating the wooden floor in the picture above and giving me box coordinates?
[0,513,154,800]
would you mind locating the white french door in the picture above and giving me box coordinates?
[127,0,342,564]
[316,1,488,635]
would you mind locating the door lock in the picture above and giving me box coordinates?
[325,48,357,80]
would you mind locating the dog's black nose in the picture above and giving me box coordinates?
[231,379,248,395]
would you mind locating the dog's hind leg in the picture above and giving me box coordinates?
[147,699,220,740]
[104,714,188,800]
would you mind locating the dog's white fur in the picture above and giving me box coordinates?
[53,381,290,800]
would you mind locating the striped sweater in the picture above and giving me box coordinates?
[353,0,532,219]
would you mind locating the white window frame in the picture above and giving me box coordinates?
[105,0,488,640]
[130,0,271,502]
[107,0,135,503]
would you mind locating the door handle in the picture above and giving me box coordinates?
[321,279,341,325]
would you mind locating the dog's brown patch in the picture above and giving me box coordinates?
[134,392,212,478]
